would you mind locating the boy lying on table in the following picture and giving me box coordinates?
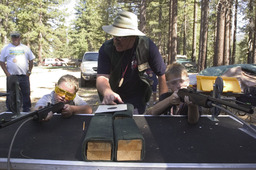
[146,63,199,124]
[34,74,92,121]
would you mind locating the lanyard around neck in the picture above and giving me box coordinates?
[118,47,135,87]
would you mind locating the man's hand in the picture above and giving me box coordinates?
[102,89,123,105]
[96,75,123,105]
[26,71,31,76]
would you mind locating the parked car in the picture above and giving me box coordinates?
[80,52,99,87]
[176,58,197,73]
[57,58,67,66]
[42,58,64,66]
[67,59,82,67]
[42,58,56,66]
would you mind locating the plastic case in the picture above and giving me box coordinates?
[196,75,241,93]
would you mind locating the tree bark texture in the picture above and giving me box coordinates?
[247,0,253,63]
[168,0,173,65]
[253,4,256,64]
[192,0,198,63]
[231,0,237,64]
[223,0,230,65]
[198,0,208,71]
[214,0,225,66]
[139,0,146,33]
[183,0,187,56]
[158,0,163,54]
[171,0,178,63]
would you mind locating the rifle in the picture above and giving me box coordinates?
[0,102,64,128]
[178,88,256,139]
[177,88,254,114]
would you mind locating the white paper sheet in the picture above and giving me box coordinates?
[95,104,127,113]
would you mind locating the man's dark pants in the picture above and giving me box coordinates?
[6,75,31,112]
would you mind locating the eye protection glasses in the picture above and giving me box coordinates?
[55,86,76,101]
[166,78,188,86]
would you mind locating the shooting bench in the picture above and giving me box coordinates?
[1,114,256,169]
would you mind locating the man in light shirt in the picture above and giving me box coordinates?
[0,31,35,112]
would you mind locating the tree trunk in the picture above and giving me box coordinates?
[158,0,163,54]
[247,0,253,63]
[183,0,187,56]
[228,0,233,65]
[38,32,43,65]
[2,0,9,45]
[38,5,43,65]
[0,19,4,45]
[198,0,203,71]
[214,0,225,66]
[192,0,198,63]
[171,0,178,63]
[168,0,173,65]
[253,4,256,64]
[200,0,209,71]
[198,0,208,71]
[223,0,230,65]
[231,0,237,64]
[139,0,146,33]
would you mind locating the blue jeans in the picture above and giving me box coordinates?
[6,75,31,112]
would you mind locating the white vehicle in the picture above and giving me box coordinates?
[42,58,64,66]
[42,58,57,66]
[80,52,98,87]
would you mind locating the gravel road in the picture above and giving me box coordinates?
[0,66,99,113]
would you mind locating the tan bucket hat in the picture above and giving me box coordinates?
[102,11,145,36]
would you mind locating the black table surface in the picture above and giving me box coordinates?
[0,114,256,163]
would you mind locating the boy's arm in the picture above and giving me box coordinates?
[70,105,92,114]
[146,91,180,115]
[61,104,92,118]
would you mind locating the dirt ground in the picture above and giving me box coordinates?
[0,66,255,125]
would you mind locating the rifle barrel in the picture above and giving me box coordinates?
[178,89,253,114]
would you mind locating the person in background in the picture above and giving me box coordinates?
[0,31,35,112]
[96,10,168,114]
[146,63,199,124]
[34,74,92,121]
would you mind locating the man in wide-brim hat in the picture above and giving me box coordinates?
[96,11,168,114]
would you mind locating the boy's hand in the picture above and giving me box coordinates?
[43,111,53,121]
[184,96,193,105]
[169,91,180,105]
[61,104,73,118]
[35,106,53,121]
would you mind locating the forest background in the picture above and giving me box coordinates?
[0,0,256,72]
